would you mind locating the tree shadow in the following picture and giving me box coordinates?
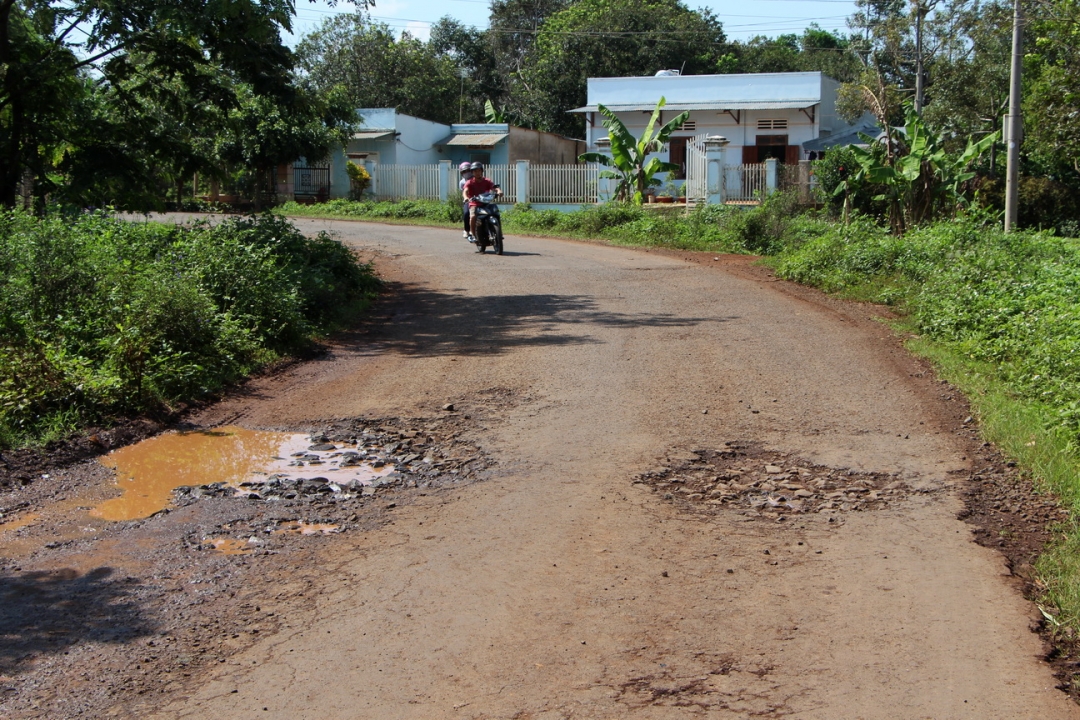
[0,567,155,674]
[341,282,737,358]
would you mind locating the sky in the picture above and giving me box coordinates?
[284,0,863,46]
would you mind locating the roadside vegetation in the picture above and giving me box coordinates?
[0,212,379,448]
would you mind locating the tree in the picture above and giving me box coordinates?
[517,0,730,137]
[296,14,462,125]
[1,0,336,208]
[579,97,688,203]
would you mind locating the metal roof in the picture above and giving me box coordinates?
[438,133,508,146]
[352,131,395,140]
[802,123,883,152]
[569,100,819,113]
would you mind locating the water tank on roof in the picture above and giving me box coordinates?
[654,69,680,77]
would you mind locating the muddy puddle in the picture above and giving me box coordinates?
[94,426,394,521]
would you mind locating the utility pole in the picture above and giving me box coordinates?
[1004,0,1023,232]
[914,0,925,114]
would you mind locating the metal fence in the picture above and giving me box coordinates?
[372,164,440,201]
[724,163,768,202]
[294,165,330,199]
[528,164,598,204]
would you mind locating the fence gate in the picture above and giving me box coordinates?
[684,133,710,203]
[294,164,330,200]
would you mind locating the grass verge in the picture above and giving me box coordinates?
[0,211,380,448]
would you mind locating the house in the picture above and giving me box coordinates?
[303,109,585,200]
[571,71,869,179]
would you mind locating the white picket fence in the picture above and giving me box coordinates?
[374,164,440,201]
[483,164,517,204]
[529,164,599,204]
[362,161,774,205]
[724,163,768,202]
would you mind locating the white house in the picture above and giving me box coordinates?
[571,71,867,179]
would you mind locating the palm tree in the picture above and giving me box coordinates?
[578,97,689,204]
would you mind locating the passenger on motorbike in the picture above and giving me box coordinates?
[462,162,502,248]
[457,162,472,239]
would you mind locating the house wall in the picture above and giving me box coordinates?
[326,109,452,199]
[507,127,586,164]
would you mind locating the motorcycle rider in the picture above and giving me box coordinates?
[462,162,501,249]
[457,162,472,240]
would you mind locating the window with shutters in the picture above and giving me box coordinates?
[681,120,696,131]
[757,118,788,130]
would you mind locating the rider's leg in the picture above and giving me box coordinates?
[469,206,479,237]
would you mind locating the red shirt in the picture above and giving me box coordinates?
[463,177,496,206]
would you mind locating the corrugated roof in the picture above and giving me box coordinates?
[439,133,508,146]
[352,131,395,140]
[569,100,818,113]
[802,123,882,151]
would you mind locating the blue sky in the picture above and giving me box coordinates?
[285,0,862,46]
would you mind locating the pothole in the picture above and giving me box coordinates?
[636,441,930,522]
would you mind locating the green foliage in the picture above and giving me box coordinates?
[579,97,689,204]
[296,15,463,126]
[346,162,372,200]
[0,211,378,446]
[837,106,997,232]
[516,0,730,136]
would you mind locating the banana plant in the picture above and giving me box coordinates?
[578,97,689,204]
[840,103,999,233]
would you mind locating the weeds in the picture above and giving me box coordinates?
[0,211,379,447]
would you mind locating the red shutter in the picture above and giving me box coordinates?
[742,146,758,163]
[785,145,800,164]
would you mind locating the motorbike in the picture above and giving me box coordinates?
[472,190,504,255]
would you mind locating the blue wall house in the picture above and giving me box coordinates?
[294,109,585,200]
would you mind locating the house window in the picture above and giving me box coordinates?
[758,119,788,130]
[668,137,689,179]
[469,152,491,164]
[682,120,697,131]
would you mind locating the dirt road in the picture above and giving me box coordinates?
[5,218,1076,718]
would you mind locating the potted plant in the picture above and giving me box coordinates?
[346,161,371,200]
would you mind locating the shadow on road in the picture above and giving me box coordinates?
[339,281,736,357]
[0,567,155,674]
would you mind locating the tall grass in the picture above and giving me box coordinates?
[0,211,379,447]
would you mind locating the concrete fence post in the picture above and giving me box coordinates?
[516,159,529,204]
[364,159,378,199]
[798,160,812,203]
[439,160,451,202]
[704,136,729,205]
[765,157,778,195]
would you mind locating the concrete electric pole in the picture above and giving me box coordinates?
[1004,0,1023,232]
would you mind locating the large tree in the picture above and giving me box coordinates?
[517,0,731,137]
[296,14,462,125]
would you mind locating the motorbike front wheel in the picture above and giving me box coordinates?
[492,220,503,255]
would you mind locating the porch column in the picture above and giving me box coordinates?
[704,135,729,205]
[516,159,529,204]
[364,159,378,199]
[765,157,778,195]
[439,160,451,202]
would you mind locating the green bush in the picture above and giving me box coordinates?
[0,211,379,447]
[278,199,453,225]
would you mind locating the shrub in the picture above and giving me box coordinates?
[0,211,379,446]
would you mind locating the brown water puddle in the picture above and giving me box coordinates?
[0,512,40,534]
[93,426,394,522]
[207,537,255,555]
[276,521,341,536]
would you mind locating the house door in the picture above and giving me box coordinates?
[668,137,689,179]
[756,135,800,164]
